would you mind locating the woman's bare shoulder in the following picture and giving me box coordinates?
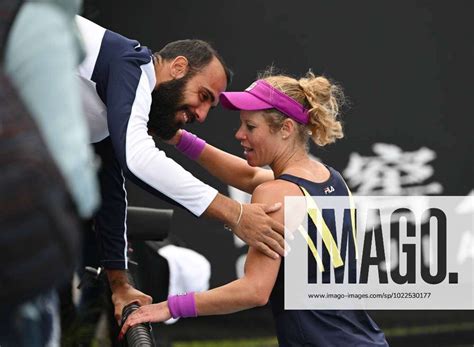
[252,179,302,204]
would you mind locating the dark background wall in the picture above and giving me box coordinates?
[83,1,473,345]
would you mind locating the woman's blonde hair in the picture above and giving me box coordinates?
[259,69,345,147]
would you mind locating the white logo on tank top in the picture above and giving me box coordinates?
[324,186,335,194]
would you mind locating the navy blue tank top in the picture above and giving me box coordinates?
[269,166,388,347]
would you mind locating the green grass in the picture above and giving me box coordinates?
[173,337,278,347]
[384,321,474,337]
[172,321,474,346]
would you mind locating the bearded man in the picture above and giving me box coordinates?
[76,16,285,321]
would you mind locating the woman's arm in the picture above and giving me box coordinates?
[119,246,280,340]
[197,181,292,313]
[169,130,274,194]
[119,245,280,340]
[197,143,274,194]
[194,243,280,315]
[119,180,298,336]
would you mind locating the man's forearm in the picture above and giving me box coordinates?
[106,269,132,291]
[202,193,241,227]
[106,268,153,322]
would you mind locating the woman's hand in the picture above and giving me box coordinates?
[118,301,171,340]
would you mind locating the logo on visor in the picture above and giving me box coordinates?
[245,82,257,92]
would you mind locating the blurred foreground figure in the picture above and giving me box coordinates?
[0,0,99,345]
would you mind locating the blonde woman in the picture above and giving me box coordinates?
[120,71,388,346]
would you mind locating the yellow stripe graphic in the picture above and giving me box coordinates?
[301,187,344,269]
[297,225,324,272]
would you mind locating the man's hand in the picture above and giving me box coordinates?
[106,270,153,323]
[204,194,285,259]
[233,202,285,259]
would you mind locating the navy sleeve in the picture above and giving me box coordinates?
[93,138,128,269]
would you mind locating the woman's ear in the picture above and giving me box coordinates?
[281,119,295,139]
[170,56,189,79]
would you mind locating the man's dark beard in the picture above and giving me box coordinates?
[148,74,193,140]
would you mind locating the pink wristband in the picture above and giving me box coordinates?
[175,130,206,160]
[167,292,198,318]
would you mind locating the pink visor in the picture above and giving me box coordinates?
[219,80,309,124]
